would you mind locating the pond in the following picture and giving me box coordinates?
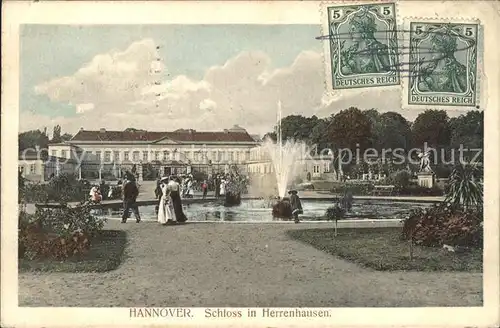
[95,199,431,222]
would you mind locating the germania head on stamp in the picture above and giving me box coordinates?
[340,11,391,76]
[417,27,468,94]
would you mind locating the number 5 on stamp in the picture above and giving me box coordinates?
[326,3,400,90]
[407,22,479,107]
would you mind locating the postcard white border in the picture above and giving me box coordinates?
[2,1,499,327]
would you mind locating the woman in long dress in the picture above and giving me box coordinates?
[157,178,177,225]
[169,176,188,223]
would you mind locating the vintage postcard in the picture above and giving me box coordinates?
[2,1,499,328]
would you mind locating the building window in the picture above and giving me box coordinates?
[218,152,223,162]
[30,164,36,174]
[324,162,330,173]
[113,151,120,161]
[133,151,140,161]
[163,151,168,161]
[51,150,57,157]
[96,151,101,161]
[155,151,160,160]
[104,151,111,162]
[229,152,234,162]
[313,165,320,173]
[61,150,67,158]
[142,151,148,161]
[124,152,129,161]
[212,151,217,161]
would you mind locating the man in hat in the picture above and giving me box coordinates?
[121,172,141,223]
[288,189,303,223]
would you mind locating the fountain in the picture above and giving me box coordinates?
[262,101,307,220]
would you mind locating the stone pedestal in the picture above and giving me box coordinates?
[417,172,435,188]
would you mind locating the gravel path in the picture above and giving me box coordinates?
[19,221,482,307]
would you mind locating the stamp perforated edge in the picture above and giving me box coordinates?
[400,16,484,111]
[318,0,403,99]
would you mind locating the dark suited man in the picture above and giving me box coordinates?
[121,173,141,223]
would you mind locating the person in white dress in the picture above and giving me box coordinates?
[157,177,177,225]
[219,179,226,196]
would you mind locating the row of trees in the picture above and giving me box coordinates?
[19,125,73,151]
[265,108,483,156]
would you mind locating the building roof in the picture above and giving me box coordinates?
[70,128,258,143]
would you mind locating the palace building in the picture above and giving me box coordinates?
[19,125,334,183]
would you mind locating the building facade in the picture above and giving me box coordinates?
[45,125,260,181]
[19,125,336,183]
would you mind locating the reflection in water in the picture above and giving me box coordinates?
[98,199,431,222]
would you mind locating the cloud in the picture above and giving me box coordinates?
[76,103,95,114]
[28,38,472,136]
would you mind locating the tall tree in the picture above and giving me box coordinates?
[61,133,73,142]
[328,107,373,152]
[411,110,451,148]
[51,125,62,143]
[276,115,320,143]
[18,129,50,151]
[448,110,483,149]
[378,112,412,150]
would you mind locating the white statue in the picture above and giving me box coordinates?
[418,151,433,173]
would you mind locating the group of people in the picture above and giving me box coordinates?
[156,175,188,225]
[89,180,122,203]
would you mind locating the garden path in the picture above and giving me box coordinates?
[19,221,481,307]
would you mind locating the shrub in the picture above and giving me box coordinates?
[18,202,107,260]
[325,205,345,221]
[445,163,483,211]
[20,174,90,204]
[401,204,483,248]
[387,170,412,190]
[399,184,443,196]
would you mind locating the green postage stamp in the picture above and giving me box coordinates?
[325,2,400,90]
[407,21,480,107]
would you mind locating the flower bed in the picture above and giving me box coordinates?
[19,202,107,260]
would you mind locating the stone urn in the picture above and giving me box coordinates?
[224,192,241,207]
[272,197,293,220]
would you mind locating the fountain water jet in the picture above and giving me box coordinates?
[262,101,308,219]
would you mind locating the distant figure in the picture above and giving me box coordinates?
[220,179,226,197]
[89,185,102,203]
[288,190,303,224]
[99,180,107,200]
[201,180,208,199]
[157,177,176,225]
[121,175,141,223]
[186,178,194,198]
[154,178,162,214]
[168,176,188,223]
[214,175,220,198]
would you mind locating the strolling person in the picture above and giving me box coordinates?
[154,178,162,214]
[288,190,303,223]
[157,177,177,225]
[168,176,188,223]
[214,175,220,199]
[121,174,141,223]
[219,178,226,197]
[201,180,208,199]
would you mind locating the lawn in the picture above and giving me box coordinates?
[287,227,482,272]
[19,230,128,273]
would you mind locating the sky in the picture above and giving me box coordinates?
[20,24,472,137]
